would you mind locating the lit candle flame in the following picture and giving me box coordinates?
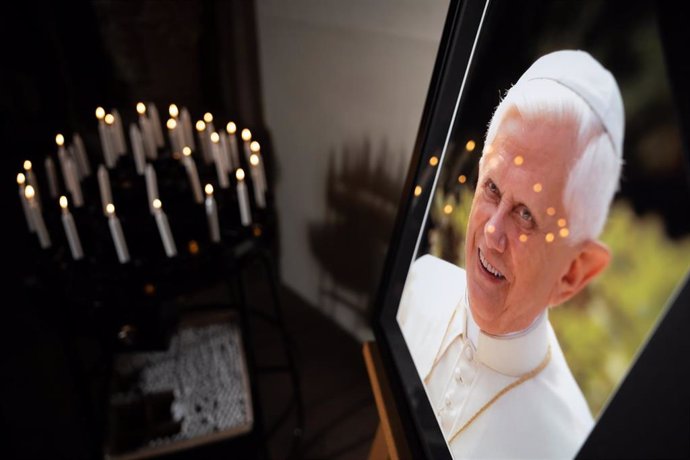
[241,129,251,141]
[226,122,236,134]
[96,107,105,120]
[23,160,32,171]
[25,185,35,200]
[414,185,422,196]
[196,120,206,131]
[210,132,219,143]
[169,104,179,118]
[106,203,115,215]
[59,195,68,209]
[203,112,213,123]
[466,140,476,152]
[250,141,260,152]
[105,113,115,125]
[250,154,260,166]
[182,146,191,156]
[458,174,467,184]
[55,134,64,146]
[236,168,245,181]
[136,102,146,115]
[205,184,213,195]
[167,118,177,130]
[153,198,162,210]
[429,156,439,166]
[443,204,453,215]
[17,173,26,185]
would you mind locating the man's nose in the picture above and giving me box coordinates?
[484,213,507,253]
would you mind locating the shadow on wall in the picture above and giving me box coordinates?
[308,139,407,334]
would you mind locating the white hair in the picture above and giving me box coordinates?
[483,79,623,241]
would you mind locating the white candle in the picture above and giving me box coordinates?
[55,134,70,188]
[249,153,266,208]
[106,203,130,263]
[220,132,233,171]
[180,107,195,151]
[203,112,215,135]
[226,122,240,168]
[250,141,268,194]
[44,156,59,198]
[97,108,116,168]
[236,168,252,226]
[65,158,84,208]
[182,147,203,204]
[148,102,165,148]
[73,133,91,177]
[196,120,212,165]
[68,145,82,180]
[59,196,84,260]
[129,123,146,175]
[204,184,221,243]
[167,118,180,154]
[17,173,35,233]
[145,164,160,215]
[25,185,51,248]
[23,160,42,211]
[137,103,157,160]
[152,199,177,257]
[211,132,229,189]
[112,109,127,155]
[241,128,252,163]
[97,165,113,216]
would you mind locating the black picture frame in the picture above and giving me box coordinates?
[371,0,690,458]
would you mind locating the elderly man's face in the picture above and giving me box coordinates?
[465,108,582,335]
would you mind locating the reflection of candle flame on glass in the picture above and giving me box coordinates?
[414,185,422,196]
[250,141,260,152]
[227,122,237,134]
[205,184,213,196]
[169,104,179,118]
[25,185,35,199]
[466,140,476,152]
[17,173,25,185]
[546,207,556,216]
[106,203,115,215]
[458,174,467,184]
[429,156,439,166]
[166,118,177,130]
[188,240,199,255]
[545,232,555,243]
[144,284,155,295]
[557,218,566,227]
[105,114,114,125]
[55,134,64,146]
[533,183,542,193]
[136,102,146,115]
[153,198,162,210]
[196,120,206,131]
[250,154,260,166]
[23,160,32,171]
[487,224,496,234]
[203,112,213,123]
[236,168,245,181]
[96,107,106,120]
[59,195,68,209]
[514,155,524,166]
[559,228,569,238]
[210,132,220,143]
[519,234,528,243]
[443,204,453,214]
[182,146,191,157]
[241,129,252,141]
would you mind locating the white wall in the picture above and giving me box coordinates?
[256,0,449,340]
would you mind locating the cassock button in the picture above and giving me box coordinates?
[454,368,463,383]
[444,396,452,407]
[464,344,474,361]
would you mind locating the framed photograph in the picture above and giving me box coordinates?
[372,0,690,458]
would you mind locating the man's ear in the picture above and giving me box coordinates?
[549,240,611,306]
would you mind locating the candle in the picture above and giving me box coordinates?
[25,185,51,248]
[72,133,91,177]
[44,156,59,198]
[182,147,203,204]
[249,153,266,208]
[204,184,221,243]
[196,120,212,165]
[236,168,252,226]
[104,113,118,165]
[17,173,35,233]
[145,164,160,214]
[168,103,179,119]
[97,108,116,168]
[180,107,195,151]
[129,123,146,175]
[106,203,130,264]
[68,145,82,180]
[166,118,180,154]
[65,157,84,208]
[59,196,84,260]
[152,199,177,257]
[241,128,252,163]
[211,132,229,189]
[148,102,165,148]
[112,109,127,155]
[226,122,240,168]
[23,160,42,211]
[250,141,267,194]
[203,112,216,141]
[55,134,70,188]
[137,103,157,160]
[97,165,113,216]
[220,132,233,171]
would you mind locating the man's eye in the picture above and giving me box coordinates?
[486,180,498,195]
[518,207,533,223]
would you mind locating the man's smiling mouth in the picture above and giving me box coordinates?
[479,249,506,280]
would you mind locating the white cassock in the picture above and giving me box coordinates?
[397,255,593,459]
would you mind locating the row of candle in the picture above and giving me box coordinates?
[18,102,268,263]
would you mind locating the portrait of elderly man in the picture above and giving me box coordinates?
[397,50,624,459]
